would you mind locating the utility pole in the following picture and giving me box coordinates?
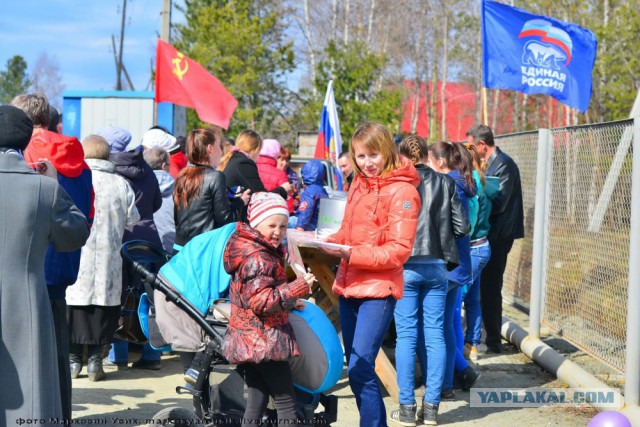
[116,0,127,90]
[161,0,171,43]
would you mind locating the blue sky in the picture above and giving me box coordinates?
[0,0,184,93]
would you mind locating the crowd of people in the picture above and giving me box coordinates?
[0,93,523,427]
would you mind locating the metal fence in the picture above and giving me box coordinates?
[496,119,634,373]
[543,121,633,372]
[495,131,539,313]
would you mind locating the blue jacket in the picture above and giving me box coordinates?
[295,160,328,231]
[447,170,476,287]
[24,130,94,300]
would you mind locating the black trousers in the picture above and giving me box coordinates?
[240,361,298,426]
[51,298,72,420]
[480,238,514,348]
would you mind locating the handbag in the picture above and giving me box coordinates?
[114,285,148,345]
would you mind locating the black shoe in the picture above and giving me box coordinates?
[456,366,480,391]
[69,352,83,379]
[131,358,161,370]
[421,402,438,426]
[389,403,416,426]
[87,359,106,382]
[70,362,82,379]
[485,344,502,354]
[440,388,456,401]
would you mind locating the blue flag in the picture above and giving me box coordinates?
[482,0,597,113]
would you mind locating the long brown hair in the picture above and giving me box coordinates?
[349,123,401,178]
[466,144,486,187]
[173,128,223,208]
[398,135,428,165]
[428,141,475,189]
[218,130,263,171]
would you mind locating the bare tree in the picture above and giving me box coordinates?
[366,0,377,47]
[30,52,65,110]
[440,10,449,140]
[296,0,317,95]
[344,0,350,44]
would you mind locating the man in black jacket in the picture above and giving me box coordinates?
[466,124,524,353]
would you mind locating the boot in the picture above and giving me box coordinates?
[456,366,480,391]
[421,402,439,426]
[87,345,106,382]
[69,344,83,379]
[389,403,416,426]
[69,343,84,379]
[463,343,478,362]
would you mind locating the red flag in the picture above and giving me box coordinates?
[155,39,238,129]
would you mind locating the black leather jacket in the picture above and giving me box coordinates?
[174,167,242,247]
[411,164,470,270]
[485,147,524,241]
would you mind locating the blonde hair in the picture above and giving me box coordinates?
[398,135,428,165]
[82,135,110,160]
[218,130,263,171]
[349,123,401,178]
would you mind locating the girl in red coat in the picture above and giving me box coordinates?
[324,123,421,427]
[222,192,315,426]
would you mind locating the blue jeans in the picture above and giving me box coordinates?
[443,285,459,390]
[454,289,469,374]
[340,296,396,427]
[466,243,491,346]
[395,262,448,405]
[109,340,161,363]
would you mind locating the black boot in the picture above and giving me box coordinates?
[389,403,416,426]
[87,345,106,382]
[456,366,480,391]
[69,344,83,379]
[421,402,439,426]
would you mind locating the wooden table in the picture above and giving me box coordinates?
[298,247,399,402]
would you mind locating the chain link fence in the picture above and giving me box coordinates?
[494,131,539,313]
[495,120,633,373]
[541,120,633,372]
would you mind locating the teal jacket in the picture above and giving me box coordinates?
[471,170,492,241]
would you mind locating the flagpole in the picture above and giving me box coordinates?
[155,0,172,125]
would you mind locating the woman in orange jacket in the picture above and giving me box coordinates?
[325,122,421,427]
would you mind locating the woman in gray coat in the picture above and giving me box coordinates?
[0,106,90,425]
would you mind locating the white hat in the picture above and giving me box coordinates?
[248,192,289,228]
[140,128,179,153]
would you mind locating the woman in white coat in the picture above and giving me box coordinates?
[66,135,140,381]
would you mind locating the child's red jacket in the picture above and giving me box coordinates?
[221,222,309,364]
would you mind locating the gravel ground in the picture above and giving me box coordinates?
[71,304,600,426]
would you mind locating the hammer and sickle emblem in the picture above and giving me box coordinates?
[172,52,188,80]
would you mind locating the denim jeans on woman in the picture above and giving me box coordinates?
[395,261,448,405]
[443,284,460,390]
[466,242,491,346]
[340,296,396,427]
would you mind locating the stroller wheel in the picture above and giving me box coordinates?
[152,406,200,424]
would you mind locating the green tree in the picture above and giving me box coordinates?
[174,0,294,136]
[297,40,402,148]
[594,1,640,121]
[0,55,31,104]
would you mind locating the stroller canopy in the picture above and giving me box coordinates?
[159,222,237,314]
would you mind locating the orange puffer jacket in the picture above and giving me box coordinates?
[328,156,421,300]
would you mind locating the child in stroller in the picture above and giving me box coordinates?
[122,223,340,426]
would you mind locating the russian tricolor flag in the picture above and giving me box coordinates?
[314,80,344,190]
